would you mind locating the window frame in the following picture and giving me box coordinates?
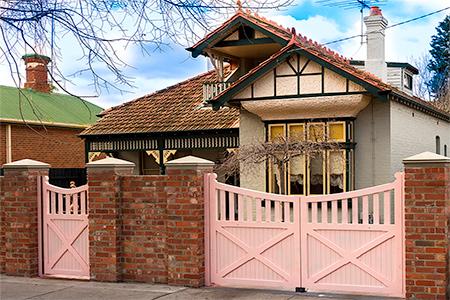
[266,119,355,196]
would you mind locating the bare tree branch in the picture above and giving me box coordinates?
[0,0,293,96]
[217,124,344,195]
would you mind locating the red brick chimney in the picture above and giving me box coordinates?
[22,54,51,93]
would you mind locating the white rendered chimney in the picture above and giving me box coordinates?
[364,7,388,82]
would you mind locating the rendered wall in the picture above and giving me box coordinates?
[239,109,265,191]
[390,100,450,179]
[118,149,226,176]
[354,98,391,189]
[117,151,141,174]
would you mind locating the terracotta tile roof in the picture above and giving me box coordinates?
[80,67,239,136]
[189,8,292,53]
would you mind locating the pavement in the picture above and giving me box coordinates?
[0,274,402,300]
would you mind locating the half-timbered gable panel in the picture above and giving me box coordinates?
[324,69,347,93]
[232,53,367,102]
[253,72,274,98]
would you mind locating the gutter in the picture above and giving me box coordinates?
[390,91,450,122]
[0,118,90,129]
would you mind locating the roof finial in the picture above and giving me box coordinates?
[237,0,242,12]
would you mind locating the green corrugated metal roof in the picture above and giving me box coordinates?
[0,85,103,125]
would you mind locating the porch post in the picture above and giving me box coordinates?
[1,159,50,277]
[403,152,450,299]
[86,157,135,282]
[164,156,214,287]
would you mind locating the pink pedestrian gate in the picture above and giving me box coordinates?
[38,176,89,277]
[205,173,405,297]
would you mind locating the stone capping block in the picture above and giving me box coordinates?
[402,151,450,167]
[2,158,50,171]
[86,157,135,171]
[165,155,214,170]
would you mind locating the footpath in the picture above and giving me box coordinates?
[0,274,401,300]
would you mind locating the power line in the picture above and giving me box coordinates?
[387,6,450,29]
[322,6,450,46]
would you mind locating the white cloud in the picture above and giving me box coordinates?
[270,14,342,42]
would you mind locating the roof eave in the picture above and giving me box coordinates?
[390,91,450,122]
[0,118,90,129]
[188,14,289,58]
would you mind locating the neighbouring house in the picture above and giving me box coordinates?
[0,54,104,169]
[80,6,449,195]
[79,67,240,177]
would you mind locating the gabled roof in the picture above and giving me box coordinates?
[0,85,103,127]
[80,67,239,136]
[209,38,394,110]
[187,8,292,57]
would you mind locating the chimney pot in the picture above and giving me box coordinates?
[369,6,382,16]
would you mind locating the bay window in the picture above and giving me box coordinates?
[268,120,354,195]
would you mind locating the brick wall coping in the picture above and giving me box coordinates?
[2,158,50,170]
[165,155,214,170]
[402,151,450,167]
[86,157,135,171]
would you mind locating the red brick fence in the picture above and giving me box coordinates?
[1,153,449,299]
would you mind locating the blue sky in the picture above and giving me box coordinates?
[1,0,449,109]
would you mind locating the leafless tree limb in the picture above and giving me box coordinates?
[217,124,343,195]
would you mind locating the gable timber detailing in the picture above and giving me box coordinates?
[214,25,276,48]
[229,52,372,120]
[234,54,367,102]
[189,16,288,58]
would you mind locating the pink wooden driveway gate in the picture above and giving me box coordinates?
[38,176,89,277]
[205,173,405,297]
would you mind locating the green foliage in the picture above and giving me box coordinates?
[426,15,449,98]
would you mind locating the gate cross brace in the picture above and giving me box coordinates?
[217,227,297,283]
[307,229,396,287]
[46,219,89,270]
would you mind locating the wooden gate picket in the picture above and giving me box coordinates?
[205,172,405,298]
[205,174,301,288]
[300,172,404,296]
[38,176,89,277]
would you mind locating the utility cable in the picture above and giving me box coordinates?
[322,6,450,46]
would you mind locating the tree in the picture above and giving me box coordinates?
[426,15,449,112]
[410,53,433,101]
[0,0,292,96]
[218,124,343,195]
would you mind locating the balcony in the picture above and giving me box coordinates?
[203,81,234,102]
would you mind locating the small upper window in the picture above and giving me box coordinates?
[436,136,441,155]
[404,73,413,90]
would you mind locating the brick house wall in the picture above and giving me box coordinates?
[0,124,86,168]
